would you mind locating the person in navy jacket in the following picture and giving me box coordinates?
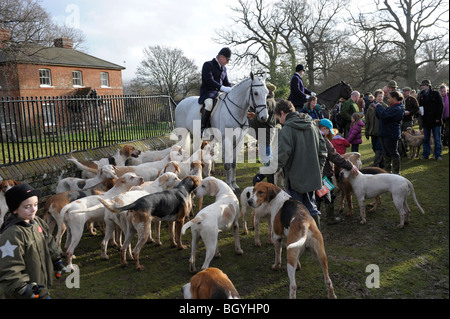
[288,64,314,110]
[376,90,405,174]
[198,47,233,137]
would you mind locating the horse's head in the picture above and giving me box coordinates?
[340,81,353,100]
[317,81,354,110]
[249,72,269,122]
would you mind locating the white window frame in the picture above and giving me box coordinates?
[39,69,52,87]
[42,102,56,127]
[72,70,83,87]
[101,72,110,87]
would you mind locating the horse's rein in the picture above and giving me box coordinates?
[222,82,268,128]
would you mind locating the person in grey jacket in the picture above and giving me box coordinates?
[275,99,328,228]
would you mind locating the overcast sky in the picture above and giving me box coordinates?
[41,0,243,82]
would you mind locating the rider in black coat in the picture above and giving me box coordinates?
[198,48,232,137]
[288,64,313,110]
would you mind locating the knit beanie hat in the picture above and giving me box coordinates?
[5,183,41,213]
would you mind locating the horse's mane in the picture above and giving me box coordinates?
[228,76,252,92]
[318,82,347,96]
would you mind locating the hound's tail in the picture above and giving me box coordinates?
[67,156,98,174]
[407,180,425,214]
[56,203,73,240]
[181,215,204,235]
[69,203,104,214]
[97,197,131,214]
[287,223,309,250]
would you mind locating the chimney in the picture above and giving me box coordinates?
[54,37,73,49]
[0,29,10,49]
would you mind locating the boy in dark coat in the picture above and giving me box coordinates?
[0,184,63,299]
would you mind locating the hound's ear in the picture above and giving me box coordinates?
[191,176,200,188]
[124,146,133,157]
[267,185,279,202]
[159,174,169,185]
[351,170,360,177]
[208,180,219,196]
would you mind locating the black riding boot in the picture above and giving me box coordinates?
[201,109,212,139]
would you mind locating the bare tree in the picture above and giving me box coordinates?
[280,0,350,91]
[0,0,87,92]
[215,0,351,92]
[0,0,85,49]
[341,25,399,91]
[46,24,86,51]
[136,45,199,100]
[352,0,449,87]
[0,0,51,47]
[214,0,288,85]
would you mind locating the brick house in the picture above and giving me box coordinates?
[0,29,126,137]
[0,31,125,98]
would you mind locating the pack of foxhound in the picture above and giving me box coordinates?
[0,142,425,299]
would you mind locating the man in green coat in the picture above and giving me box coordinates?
[0,183,63,299]
[340,91,360,138]
[274,99,328,227]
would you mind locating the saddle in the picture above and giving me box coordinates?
[198,96,222,119]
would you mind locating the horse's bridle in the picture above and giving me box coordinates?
[222,82,268,129]
[250,83,268,119]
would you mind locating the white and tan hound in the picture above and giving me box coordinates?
[340,169,424,227]
[182,176,243,273]
[248,182,337,299]
[182,267,240,299]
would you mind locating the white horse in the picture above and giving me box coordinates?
[174,72,269,191]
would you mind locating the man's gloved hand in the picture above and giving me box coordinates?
[220,86,231,93]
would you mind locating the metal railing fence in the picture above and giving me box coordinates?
[0,94,176,166]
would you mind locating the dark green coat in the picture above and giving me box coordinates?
[277,112,327,193]
[0,214,62,299]
[340,98,359,132]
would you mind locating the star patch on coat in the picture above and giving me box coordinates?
[0,240,18,258]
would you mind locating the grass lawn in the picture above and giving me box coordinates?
[47,134,449,300]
